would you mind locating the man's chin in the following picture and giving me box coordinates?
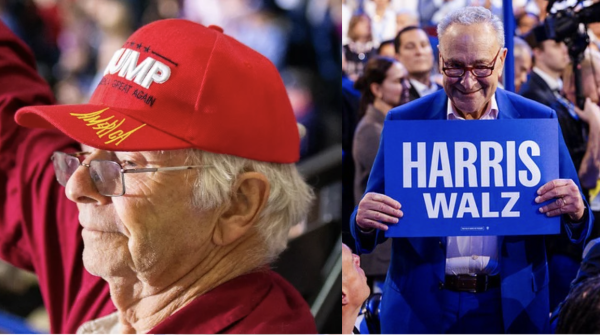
[82,241,130,278]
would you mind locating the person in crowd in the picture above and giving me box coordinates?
[513,36,532,92]
[516,11,539,36]
[344,14,377,81]
[395,9,419,34]
[377,39,396,58]
[351,7,592,333]
[364,0,397,47]
[353,56,408,204]
[555,275,600,333]
[551,237,600,330]
[0,19,316,334]
[563,50,600,243]
[352,57,408,293]
[521,25,598,310]
[393,26,441,102]
[342,243,371,334]
[562,50,600,192]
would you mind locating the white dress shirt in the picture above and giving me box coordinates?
[444,95,500,275]
[532,66,563,92]
[410,78,439,98]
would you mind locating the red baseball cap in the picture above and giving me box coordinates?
[15,19,300,163]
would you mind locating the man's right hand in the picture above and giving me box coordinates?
[356,192,403,231]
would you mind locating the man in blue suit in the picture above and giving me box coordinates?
[350,7,593,333]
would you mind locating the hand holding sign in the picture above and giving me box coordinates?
[356,192,403,232]
[536,179,585,221]
[383,119,561,237]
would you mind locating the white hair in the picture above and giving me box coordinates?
[437,7,505,49]
[184,149,314,264]
[513,36,532,57]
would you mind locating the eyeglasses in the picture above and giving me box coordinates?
[441,48,502,78]
[51,151,211,197]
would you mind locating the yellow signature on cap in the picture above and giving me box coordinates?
[70,108,146,146]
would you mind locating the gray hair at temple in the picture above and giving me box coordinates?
[437,7,505,49]
[184,149,314,265]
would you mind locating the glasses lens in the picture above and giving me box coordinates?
[444,68,464,77]
[473,68,493,77]
[52,152,81,186]
[89,161,124,196]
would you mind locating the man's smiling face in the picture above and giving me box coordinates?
[439,22,506,119]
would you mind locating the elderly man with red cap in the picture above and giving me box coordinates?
[0,19,315,334]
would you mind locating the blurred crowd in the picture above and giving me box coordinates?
[342,0,600,333]
[0,0,342,332]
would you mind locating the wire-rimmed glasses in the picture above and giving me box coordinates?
[51,151,211,197]
[441,48,502,78]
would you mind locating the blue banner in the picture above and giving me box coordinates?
[384,119,560,237]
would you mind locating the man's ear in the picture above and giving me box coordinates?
[213,172,270,246]
[342,290,349,306]
[497,47,508,76]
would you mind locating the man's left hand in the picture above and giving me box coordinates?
[535,179,585,221]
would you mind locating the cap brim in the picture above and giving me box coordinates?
[16,104,192,151]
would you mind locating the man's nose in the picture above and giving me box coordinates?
[415,44,424,55]
[65,156,111,206]
[459,70,478,89]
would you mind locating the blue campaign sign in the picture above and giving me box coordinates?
[383,119,560,237]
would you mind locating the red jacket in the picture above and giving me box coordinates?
[0,21,316,334]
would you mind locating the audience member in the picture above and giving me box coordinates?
[353,57,408,203]
[562,50,600,191]
[364,0,397,47]
[555,275,600,333]
[521,26,582,172]
[395,9,419,33]
[513,36,532,92]
[521,24,596,312]
[0,19,316,334]
[352,57,407,293]
[351,7,592,333]
[377,39,396,58]
[342,243,370,335]
[393,26,441,102]
[551,237,600,331]
[344,14,377,81]
[516,11,539,36]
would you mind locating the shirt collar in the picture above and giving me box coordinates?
[409,78,438,97]
[533,67,563,92]
[447,94,499,120]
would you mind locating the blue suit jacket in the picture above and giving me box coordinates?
[350,88,593,333]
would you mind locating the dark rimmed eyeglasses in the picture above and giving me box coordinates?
[51,151,211,197]
[441,48,502,78]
